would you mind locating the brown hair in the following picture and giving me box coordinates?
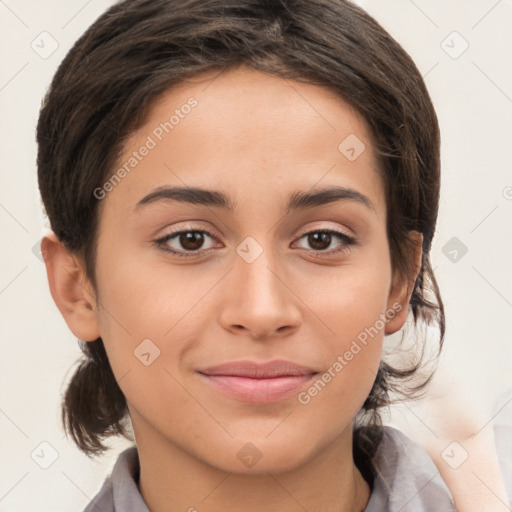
[36,0,444,477]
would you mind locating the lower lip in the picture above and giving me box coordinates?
[199,373,316,403]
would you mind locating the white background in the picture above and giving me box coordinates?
[0,1,511,510]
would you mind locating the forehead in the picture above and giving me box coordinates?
[102,65,385,218]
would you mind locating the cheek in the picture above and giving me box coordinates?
[93,242,224,395]
[296,280,388,438]
[95,237,184,329]
[92,245,176,377]
[308,282,387,397]
[300,238,392,402]
[92,256,194,432]
[301,237,392,344]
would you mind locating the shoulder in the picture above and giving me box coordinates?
[81,446,149,512]
[82,478,114,512]
[363,426,457,512]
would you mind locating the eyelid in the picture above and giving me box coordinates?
[292,220,356,241]
[158,223,220,239]
[298,227,355,243]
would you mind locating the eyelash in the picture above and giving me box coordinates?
[154,227,356,258]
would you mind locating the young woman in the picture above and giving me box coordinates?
[37,0,457,510]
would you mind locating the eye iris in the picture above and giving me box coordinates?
[180,231,205,251]
[309,232,331,250]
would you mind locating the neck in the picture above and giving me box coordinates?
[133,415,371,512]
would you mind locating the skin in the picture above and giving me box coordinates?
[396,367,510,512]
[42,66,423,512]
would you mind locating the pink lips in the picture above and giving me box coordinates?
[198,360,318,403]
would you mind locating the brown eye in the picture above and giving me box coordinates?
[295,229,356,255]
[178,231,206,251]
[307,232,332,251]
[155,228,217,257]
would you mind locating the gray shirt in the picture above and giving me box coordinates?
[83,427,456,511]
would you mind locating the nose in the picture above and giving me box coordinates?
[218,241,302,341]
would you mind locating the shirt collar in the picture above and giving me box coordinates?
[107,427,454,512]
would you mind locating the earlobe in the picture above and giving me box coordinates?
[41,231,100,341]
[385,230,423,335]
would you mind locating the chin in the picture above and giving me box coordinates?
[201,435,317,476]
[224,451,311,476]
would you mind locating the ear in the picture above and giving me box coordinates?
[41,231,100,341]
[385,230,423,335]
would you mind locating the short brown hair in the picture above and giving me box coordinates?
[37,0,444,476]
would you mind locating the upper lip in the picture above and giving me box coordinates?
[198,360,318,378]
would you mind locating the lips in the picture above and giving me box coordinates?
[198,360,318,403]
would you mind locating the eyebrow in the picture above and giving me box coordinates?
[134,185,375,214]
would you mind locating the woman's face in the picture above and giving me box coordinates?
[91,65,410,473]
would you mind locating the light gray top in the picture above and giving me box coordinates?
[83,427,456,512]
